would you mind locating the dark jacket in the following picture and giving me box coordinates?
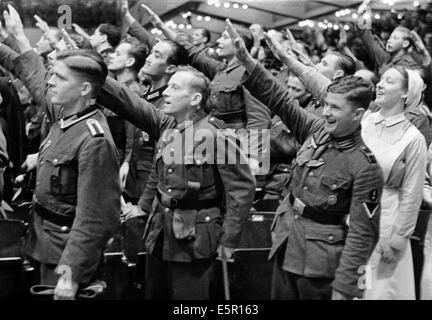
[243,62,384,299]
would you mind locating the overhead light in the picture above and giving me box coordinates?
[187,11,192,16]
[352,13,358,19]
[414,1,420,6]
[333,24,339,30]
[224,2,230,8]
[344,25,350,30]
[205,16,211,21]
[172,23,177,29]
[151,28,159,34]
[197,15,203,21]
[233,3,239,8]
[375,13,381,19]
[182,13,188,19]
[242,4,248,9]
[215,2,221,7]
[178,24,185,29]
[335,12,340,17]
[328,22,333,28]
[186,24,192,29]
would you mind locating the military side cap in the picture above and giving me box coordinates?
[86,119,104,137]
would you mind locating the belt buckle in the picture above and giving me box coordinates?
[293,197,305,215]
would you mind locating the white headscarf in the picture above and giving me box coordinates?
[405,69,424,110]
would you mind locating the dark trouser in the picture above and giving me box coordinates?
[145,251,216,300]
[271,249,332,300]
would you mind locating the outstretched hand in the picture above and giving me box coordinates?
[3,4,24,38]
[34,15,50,33]
[61,29,78,50]
[225,19,251,63]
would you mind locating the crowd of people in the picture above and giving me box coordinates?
[0,0,432,300]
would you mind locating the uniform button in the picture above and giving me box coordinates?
[168,169,173,173]
[60,226,69,233]
[308,172,313,177]
[319,158,323,162]
[209,117,215,122]
[328,235,334,242]
[215,81,220,85]
[36,182,40,186]
[212,95,216,99]
[164,208,170,213]
[170,148,174,152]
[167,188,172,193]
[47,140,51,144]
[294,214,299,220]
[205,216,211,222]
[332,184,338,190]
[40,160,44,165]
[212,108,216,112]
[53,159,58,164]
[303,186,308,191]
[196,159,202,165]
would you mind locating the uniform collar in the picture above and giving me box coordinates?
[176,108,208,132]
[374,112,406,127]
[328,127,362,150]
[144,85,167,103]
[60,107,98,130]
[225,59,242,72]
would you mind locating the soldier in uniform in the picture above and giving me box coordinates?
[21,49,121,300]
[98,65,255,299]
[226,20,384,300]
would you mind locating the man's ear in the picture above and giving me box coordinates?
[125,57,136,69]
[166,65,177,75]
[81,82,93,97]
[101,34,108,44]
[191,92,203,107]
[353,107,365,121]
[333,70,344,80]
[402,39,410,49]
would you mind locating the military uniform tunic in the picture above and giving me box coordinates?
[242,63,384,298]
[99,77,256,262]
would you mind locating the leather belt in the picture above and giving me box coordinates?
[34,202,74,228]
[157,192,220,210]
[288,193,345,225]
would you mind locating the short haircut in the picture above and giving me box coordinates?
[393,26,413,48]
[327,75,375,110]
[122,37,149,73]
[332,52,356,76]
[176,65,210,108]
[98,23,121,48]
[162,40,189,66]
[56,49,108,97]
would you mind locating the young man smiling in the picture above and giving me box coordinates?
[226,19,384,300]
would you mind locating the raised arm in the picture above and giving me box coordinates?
[121,0,157,50]
[98,76,174,142]
[226,19,321,144]
[263,31,330,103]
